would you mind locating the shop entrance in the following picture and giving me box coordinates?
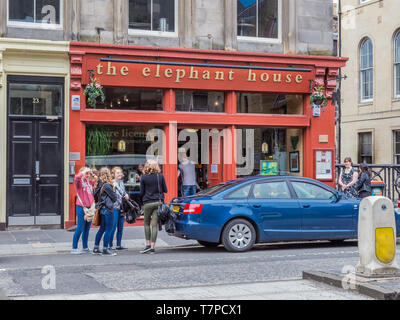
[6,76,64,226]
[177,128,224,196]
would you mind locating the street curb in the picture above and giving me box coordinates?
[302,270,400,300]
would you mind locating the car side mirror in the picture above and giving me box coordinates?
[336,192,343,201]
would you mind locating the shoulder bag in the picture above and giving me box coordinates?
[156,173,171,222]
[76,194,96,222]
[92,184,105,226]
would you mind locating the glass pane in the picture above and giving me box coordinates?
[153,0,175,32]
[395,142,400,155]
[395,64,400,96]
[92,88,163,111]
[175,91,224,112]
[292,182,335,200]
[237,0,256,37]
[237,93,303,114]
[252,181,290,199]
[9,0,34,23]
[361,38,372,69]
[35,0,60,24]
[9,83,63,116]
[396,34,400,63]
[129,0,151,30]
[258,0,278,39]
[85,125,164,199]
[225,184,252,199]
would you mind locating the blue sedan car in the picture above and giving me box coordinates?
[169,176,400,252]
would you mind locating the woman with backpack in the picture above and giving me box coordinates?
[354,163,372,198]
[92,167,118,256]
[72,167,96,254]
[109,166,130,251]
[139,159,168,254]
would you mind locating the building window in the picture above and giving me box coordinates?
[360,38,373,102]
[237,93,303,115]
[86,87,163,111]
[394,31,400,98]
[128,0,176,34]
[358,132,372,164]
[237,0,280,41]
[8,0,62,28]
[175,91,225,113]
[394,131,400,164]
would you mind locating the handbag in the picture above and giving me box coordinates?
[76,194,96,222]
[92,184,105,227]
[156,174,171,223]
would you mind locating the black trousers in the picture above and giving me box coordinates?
[359,191,372,198]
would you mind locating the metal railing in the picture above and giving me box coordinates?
[335,164,400,202]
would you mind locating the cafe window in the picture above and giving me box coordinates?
[85,125,163,201]
[237,128,291,177]
[237,93,303,114]
[8,0,62,27]
[394,131,400,164]
[175,90,225,113]
[358,132,373,164]
[129,0,177,34]
[237,0,280,40]
[89,88,163,111]
[9,83,63,116]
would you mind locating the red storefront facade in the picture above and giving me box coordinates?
[66,42,347,229]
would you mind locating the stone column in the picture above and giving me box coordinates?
[0,0,7,37]
[179,0,193,48]
[224,0,237,51]
[114,0,128,44]
[0,49,4,88]
[64,0,81,40]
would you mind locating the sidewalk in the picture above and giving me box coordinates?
[0,226,197,256]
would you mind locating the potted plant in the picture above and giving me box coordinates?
[310,85,328,108]
[84,77,105,109]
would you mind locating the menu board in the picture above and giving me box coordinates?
[315,150,332,180]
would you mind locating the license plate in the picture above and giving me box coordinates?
[172,206,180,213]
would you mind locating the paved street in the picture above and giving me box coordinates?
[0,226,381,300]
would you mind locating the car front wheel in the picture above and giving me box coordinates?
[221,219,256,252]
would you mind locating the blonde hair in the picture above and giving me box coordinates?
[94,167,114,189]
[111,166,124,179]
[143,159,161,175]
[79,166,91,173]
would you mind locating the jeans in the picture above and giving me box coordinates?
[72,206,92,250]
[94,208,114,249]
[110,209,125,248]
[183,185,196,197]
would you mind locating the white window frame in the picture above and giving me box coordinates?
[360,38,374,103]
[7,0,63,30]
[360,0,371,4]
[128,0,178,38]
[237,0,282,44]
[394,31,400,99]
[394,130,400,164]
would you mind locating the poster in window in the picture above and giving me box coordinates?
[289,152,300,173]
[260,160,278,176]
[315,150,333,180]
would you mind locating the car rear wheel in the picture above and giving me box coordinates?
[222,219,256,252]
[197,240,219,248]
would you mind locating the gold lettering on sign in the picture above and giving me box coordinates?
[260,73,269,82]
[107,62,116,76]
[120,66,129,76]
[176,69,185,83]
[273,73,282,83]
[189,67,199,79]
[215,71,224,81]
[295,75,303,83]
[286,74,292,83]
[228,70,235,81]
[142,67,151,77]
[202,70,210,80]
[165,68,173,78]
[248,69,256,82]
[96,63,103,75]
[155,64,161,78]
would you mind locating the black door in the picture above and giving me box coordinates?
[7,76,64,227]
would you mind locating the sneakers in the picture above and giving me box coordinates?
[149,249,155,254]
[116,246,128,251]
[92,247,102,255]
[140,245,152,254]
[81,248,92,254]
[70,249,82,255]
[102,248,117,256]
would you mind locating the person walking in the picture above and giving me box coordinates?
[338,157,359,198]
[92,167,118,256]
[139,159,168,254]
[109,166,129,251]
[178,148,197,197]
[72,167,96,254]
[354,163,372,198]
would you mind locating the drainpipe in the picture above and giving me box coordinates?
[338,0,342,164]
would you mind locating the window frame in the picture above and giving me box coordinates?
[128,0,179,38]
[7,0,63,30]
[249,180,292,200]
[237,0,282,44]
[394,130,400,165]
[394,30,400,99]
[290,180,337,201]
[358,131,373,164]
[360,37,374,103]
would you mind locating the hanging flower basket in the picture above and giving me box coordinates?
[84,77,105,109]
[310,85,328,108]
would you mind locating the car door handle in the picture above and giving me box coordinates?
[302,204,311,208]
[253,205,261,208]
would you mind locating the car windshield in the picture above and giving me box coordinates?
[196,181,243,196]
